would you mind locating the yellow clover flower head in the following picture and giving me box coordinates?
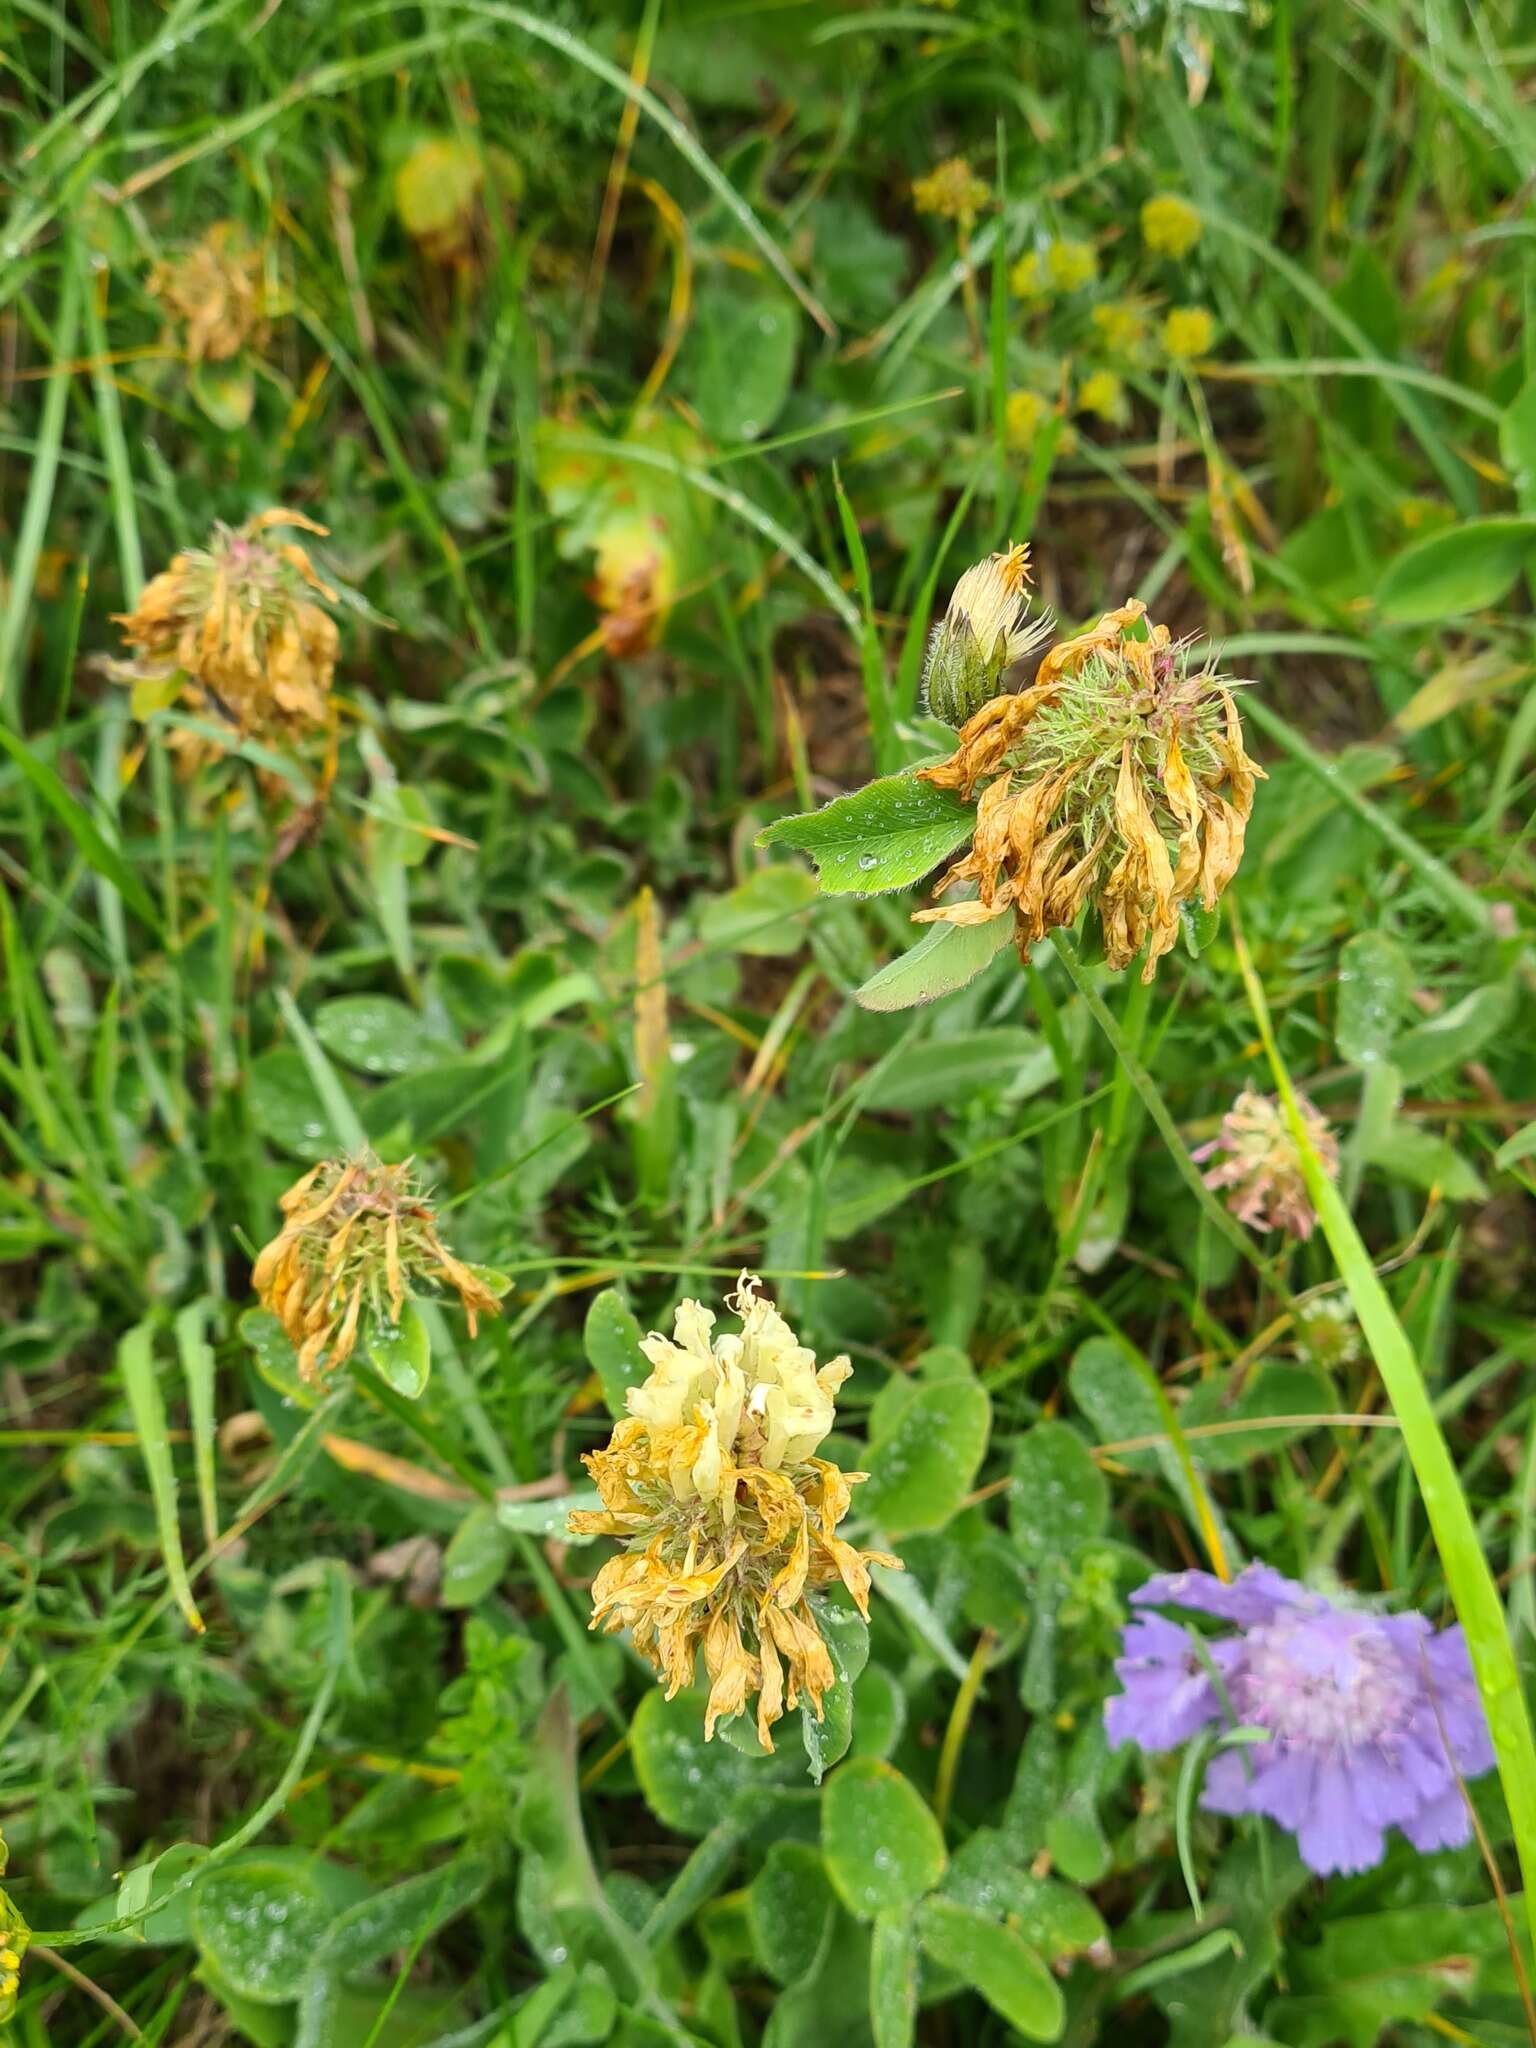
[147,221,268,364]
[1004,389,1048,453]
[1077,369,1127,425]
[1163,306,1217,361]
[252,1153,503,1383]
[570,1276,900,1750]
[924,543,1053,729]
[1091,298,1150,357]
[915,601,1266,981]
[1141,193,1202,259]
[1046,237,1098,292]
[911,157,989,227]
[110,509,341,749]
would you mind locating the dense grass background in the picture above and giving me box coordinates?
[3,1,1536,2042]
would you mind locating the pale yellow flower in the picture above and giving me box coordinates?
[1046,238,1097,292]
[1091,299,1150,357]
[924,544,1053,727]
[1004,389,1048,452]
[572,1276,899,1749]
[1163,306,1216,361]
[1077,369,1127,424]
[912,158,989,226]
[1141,194,1202,259]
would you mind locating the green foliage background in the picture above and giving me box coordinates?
[3,1,1536,2043]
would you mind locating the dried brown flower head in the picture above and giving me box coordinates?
[252,1153,502,1383]
[570,1276,899,1750]
[915,599,1266,980]
[112,510,340,749]
[1192,1088,1338,1241]
[148,222,268,364]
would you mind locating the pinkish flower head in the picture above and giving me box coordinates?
[1192,1088,1338,1240]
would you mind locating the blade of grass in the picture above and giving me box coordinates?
[117,1318,204,1635]
[0,266,79,707]
[832,465,895,769]
[1233,915,1536,1954]
[174,1298,219,1550]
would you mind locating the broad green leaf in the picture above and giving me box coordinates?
[1501,373,1536,508]
[313,995,456,1077]
[501,1489,600,1536]
[870,1906,918,2048]
[117,1319,203,1635]
[1364,1122,1487,1200]
[238,1306,315,1407]
[1008,1421,1108,1566]
[1376,515,1536,623]
[801,1599,868,1782]
[248,1047,342,1162]
[855,914,1014,1011]
[939,1830,1106,1959]
[859,1376,990,1536]
[630,1688,795,1837]
[1179,1363,1334,1470]
[1267,1899,1518,2048]
[757,772,975,896]
[190,360,256,430]
[849,1665,905,1761]
[858,1027,1051,1111]
[689,281,799,443]
[1391,981,1512,1086]
[1335,931,1411,1067]
[440,1503,513,1607]
[697,865,817,957]
[749,1843,835,1987]
[1495,1120,1536,1172]
[917,1896,1063,2040]
[364,1301,432,1399]
[821,1760,945,1920]
[191,1854,366,2005]
[583,1289,647,1419]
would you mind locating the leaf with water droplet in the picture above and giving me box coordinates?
[758,771,977,896]
[821,1759,946,1920]
[1336,931,1411,1067]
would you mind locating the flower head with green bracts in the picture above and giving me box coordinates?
[570,1276,899,1751]
[916,599,1265,980]
[923,543,1054,729]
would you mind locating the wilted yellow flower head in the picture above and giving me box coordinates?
[1004,389,1048,452]
[589,512,676,656]
[252,1153,503,1383]
[924,543,1054,729]
[111,510,340,748]
[1163,306,1216,361]
[912,157,989,226]
[148,221,268,364]
[1046,237,1098,292]
[1141,194,1202,259]
[570,1276,900,1751]
[1091,298,1151,357]
[1077,368,1127,425]
[394,136,524,267]
[916,600,1266,980]
[1193,1089,1339,1240]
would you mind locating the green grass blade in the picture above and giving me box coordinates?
[117,1318,204,1636]
[0,723,158,928]
[174,1298,219,1550]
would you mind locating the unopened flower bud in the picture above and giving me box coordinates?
[924,543,1052,728]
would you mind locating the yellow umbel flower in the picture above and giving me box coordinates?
[1046,237,1097,291]
[148,221,268,364]
[924,543,1053,728]
[252,1153,503,1383]
[915,601,1265,980]
[1004,389,1048,452]
[571,1276,900,1750]
[1162,306,1216,361]
[1141,194,1202,259]
[1077,369,1126,425]
[911,157,989,226]
[1009,250,1045,299]
[111,509,340,749]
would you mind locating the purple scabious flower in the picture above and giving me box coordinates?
[1104,1564,1495,1876]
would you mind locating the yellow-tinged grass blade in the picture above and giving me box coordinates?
[117,1320,204,1635]
[1234,920,1536,1956]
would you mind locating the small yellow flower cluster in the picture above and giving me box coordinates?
[1141,194,1203,259]
[1077,368,1126,425]
[571,1277,899,1749]
[916,595,1265,980]
[1163,306,1216,361]
[1011,237,1097,299]
[1091,299,1151,357]
[111,510,340,751]
[148,221,268,364]
[253,1154,502,1383]
[911,157,989,226]
[1004,389,1048,453]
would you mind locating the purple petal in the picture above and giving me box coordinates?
[1295,1755,1387,1875]
[1132,1563,1309,1629]
[1199,1745,1269,1816]
[1400,1786,1473,1854]
[1347,1743,1424,1828]
[1103,1613,1221,1752]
